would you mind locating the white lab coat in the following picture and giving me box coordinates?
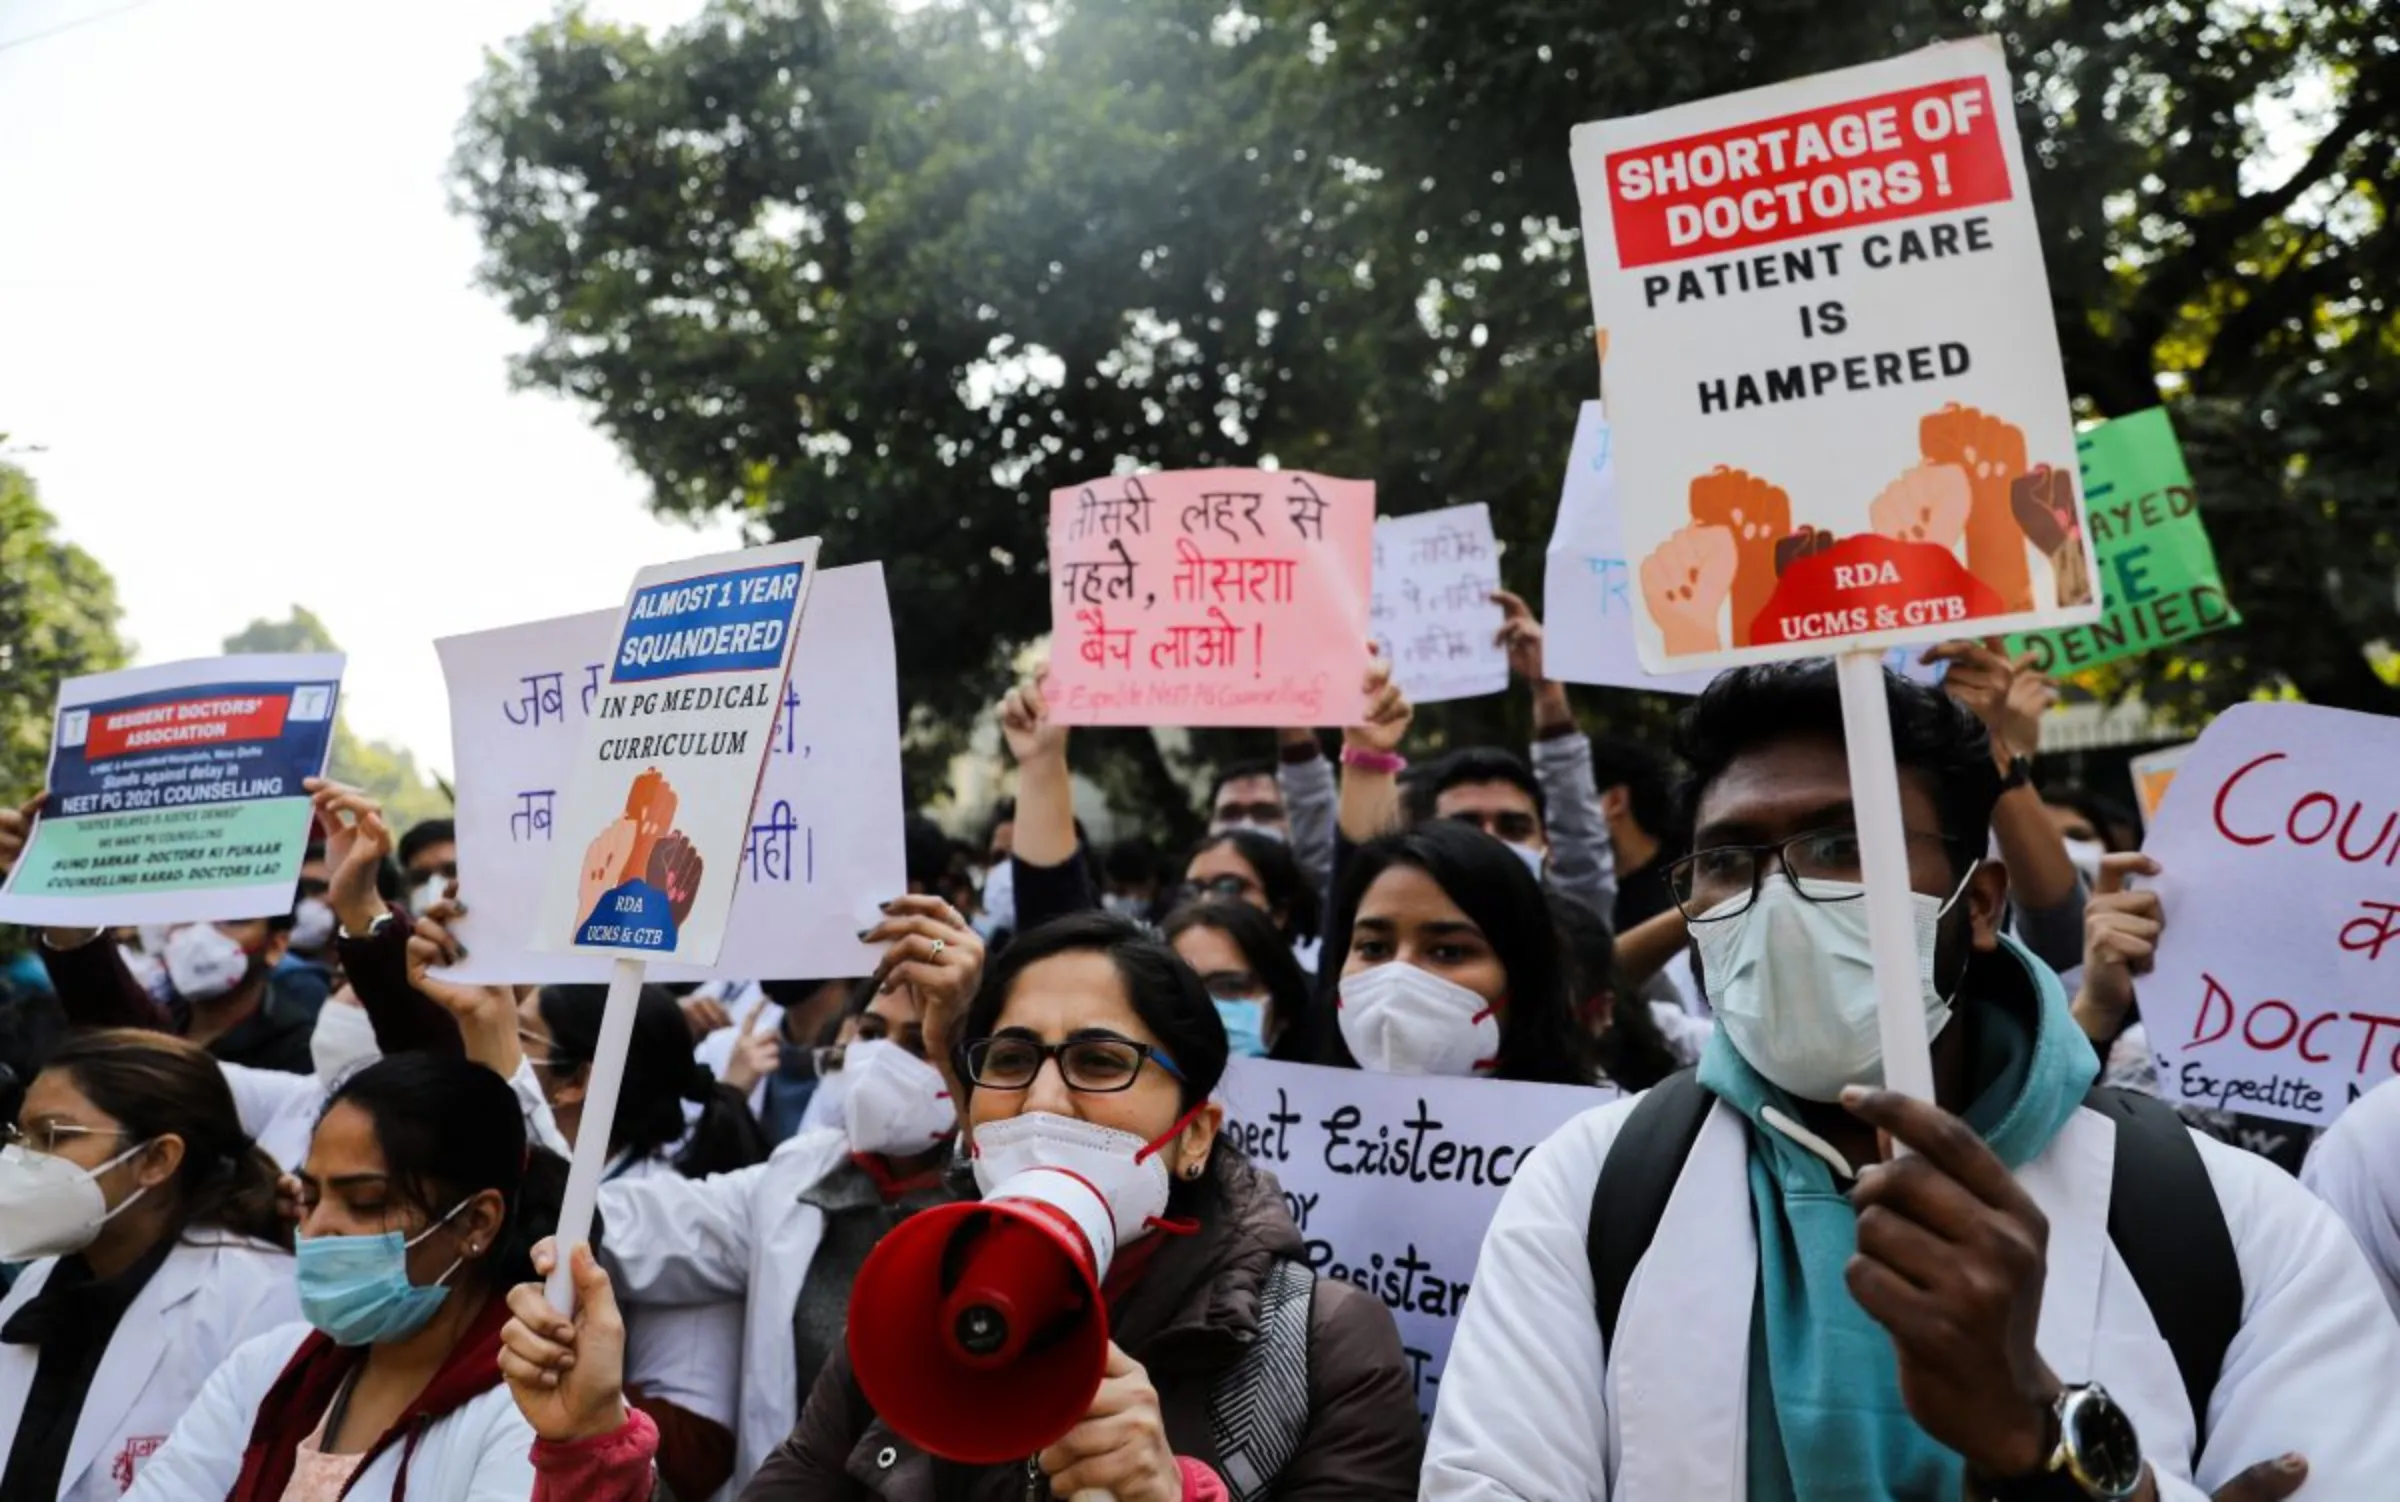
[122,1320,537,1501]
[597,1124,852,1491]
[608,1152,748,1502]
[1423,1090,2400,1501]
[2302,1073,2400,1322]
[218,1060,325,1169]
[0,1234,297,1501]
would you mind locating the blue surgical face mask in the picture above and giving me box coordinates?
[1214,997,1271,1058]
[295,1197,474,1346]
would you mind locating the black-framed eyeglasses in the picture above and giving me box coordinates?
[1174,875,1256,907]
[1446,809,1542,844]
[1669,825,1961,922]
[1212,802,1286,828]
[959,1034,1185,1094]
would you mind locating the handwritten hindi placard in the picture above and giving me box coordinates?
[1044,469,1374,727]
[1542,402,1722,694]
[1216,1057,1611,1421]
[2143,702,2400,1129]
[1371,504,1509,705]
[434,563,906,984]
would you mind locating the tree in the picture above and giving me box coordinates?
[221,608,454,833]
[0,457,128,799]
[453,0,2399,807]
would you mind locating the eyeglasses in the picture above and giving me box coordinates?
[1212,803,1286,828]
[959,1035,1185,1094]
[1445,809,1542,844]
[1669,825,1961,922]
[1197,970,1265,1003]
[1174,875,1257,907]
[2,1120,130,1155]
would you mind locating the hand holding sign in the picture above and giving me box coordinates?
[1640,525,1738,656]
[0,794,40,877]
[2076,853,2163,1039]
[307,777,394,939]
[1490,589,1547,684]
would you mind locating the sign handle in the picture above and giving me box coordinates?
[1835,650,1937,1102]
[545,955,647,1313]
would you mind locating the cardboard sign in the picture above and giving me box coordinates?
[2007,408,2238,672]
[1542,402,1723,694]
[436,563,902,983]
[1569,38,2100,671]
[2142,703,2400,1129]
[1215,1057,1612,1420]
[1044,470,1375,726]
[0,654,343,925]
[2129,741,2193,826]
[1372,503,1508,704]
[534,541,820,962]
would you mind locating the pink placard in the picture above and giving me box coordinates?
[1045,469,1375,727]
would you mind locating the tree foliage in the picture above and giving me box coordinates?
[0,458,127,799]
[221,608,454,833]
[454,0,2400,814]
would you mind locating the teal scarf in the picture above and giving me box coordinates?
[1696,935,2096,1501]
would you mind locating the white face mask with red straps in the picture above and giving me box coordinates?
[968,1106,1204,1274]
[1337,961,1501,1077]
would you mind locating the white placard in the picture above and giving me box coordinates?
[1372,503,1509,704]
[437,562,904,983]
[1542,403,1722,694]
[1215,1058,1613,1420]
[1569,38,2100,672]
[2143,702,2400,1129]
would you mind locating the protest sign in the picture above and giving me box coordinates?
[1542,402,1722,694]
[435,562,903,984]
[1215,1057,1611,1420]
[1372,503,1508,704]
[535,540,819,963]
[1569,37,2099,674]
[1044,469,1374,726]
[0,654,343,926]
[2142,702,2400,1129]
[2007,408,2238,673]
[2129,741,2192,827]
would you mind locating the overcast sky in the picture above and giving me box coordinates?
[0,0,741,779]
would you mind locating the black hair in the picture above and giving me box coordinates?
[1181,828,1321,942]
[537,984,763,1178]
[1673,661,2001,878]
[1101,838,1162,887]
[1545,893,1677,1092]
[981,798,1017,853]
[1208,759,1281,809]
[49,1028,287,1246]
[1160,900,1315,1058]
[2041,784,2137,853]
[1587,734,1681,846]
[1316,821,1592,1086]
[1403,746,1548,828]
[396,819,456,873]
[904,813,951,893]
[323,1053,568,1292]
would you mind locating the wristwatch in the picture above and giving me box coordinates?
[1983,1383,2145,1501]
[1998,750,2036,791]
[338,911,395,942]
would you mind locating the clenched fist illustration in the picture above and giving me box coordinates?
[1641,524,1738,658]
[621,769,679,884]
[2011,464,2093,607]
[1870,463,1972,552]
[1687,466,1791,648]
[579,817,640,921]
[1919,403,2032,612]
[1775,526,1837,577]
[646,832,705,926]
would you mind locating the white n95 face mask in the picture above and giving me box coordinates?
[290,896,337,954]
[840,1040,956,1157]
[1337,961,1500,1077]
[164,923,251,1002]
[0,1141,150,1261]
[970,1109,1194,1274]
[1695,869,1974,1102]
[311,1002,381,1091]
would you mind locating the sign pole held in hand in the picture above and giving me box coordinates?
[1835,650,1937,1102]
[535,538,822,1313]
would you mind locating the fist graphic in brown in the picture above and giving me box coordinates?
[1774,526,1837,577]
[646,831,705,926]
[621,769,679,884]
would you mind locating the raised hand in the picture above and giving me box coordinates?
[719,1000,780,1097]
[1488,589,1547,685]
[1640,524,1738,657]
[2077,853,2163,1039]
[1686,466,1791,648]
[0,793,42,877]
[501,1242,632,1445]
[1921,639,2049,766]
[1000,680,1068,767]
[1870,463,1972,552]
[1346,647,1412,756]
[866,893,984,1118]
[407,898,522,1076]
[306,778,393,937]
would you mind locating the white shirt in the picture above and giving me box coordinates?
[2302,1074,2400,1322]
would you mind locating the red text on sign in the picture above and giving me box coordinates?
[2209,750,2400,865]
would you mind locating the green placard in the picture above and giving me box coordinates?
[2008,407,2239,673]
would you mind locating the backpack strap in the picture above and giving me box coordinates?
[1587,1067,1719,1355]
[1210,1256,1316,1502]
[2084,1086,2243,1440]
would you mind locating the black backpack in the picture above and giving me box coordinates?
[1586,1070,2243,1443]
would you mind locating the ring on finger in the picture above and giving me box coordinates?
[928,938,947,959]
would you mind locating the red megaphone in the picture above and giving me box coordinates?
[846,1164,1119,1466]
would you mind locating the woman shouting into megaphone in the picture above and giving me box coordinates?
[500,911,1422,1500]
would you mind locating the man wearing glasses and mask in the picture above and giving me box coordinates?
[1424,660,2400,1502]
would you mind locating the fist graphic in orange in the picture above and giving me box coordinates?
[1686,466,1791,648]
[1919,403,2033,612]
[622,768,679,885]
[1641,524,1738,658]
[579,817,640,920]
[1870,463,1972,552]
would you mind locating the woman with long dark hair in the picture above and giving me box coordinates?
[1318,819,1595,1085]
[125,1052,569,1500]
[1160,898,1317,1061]
[0,1029,296,1501]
